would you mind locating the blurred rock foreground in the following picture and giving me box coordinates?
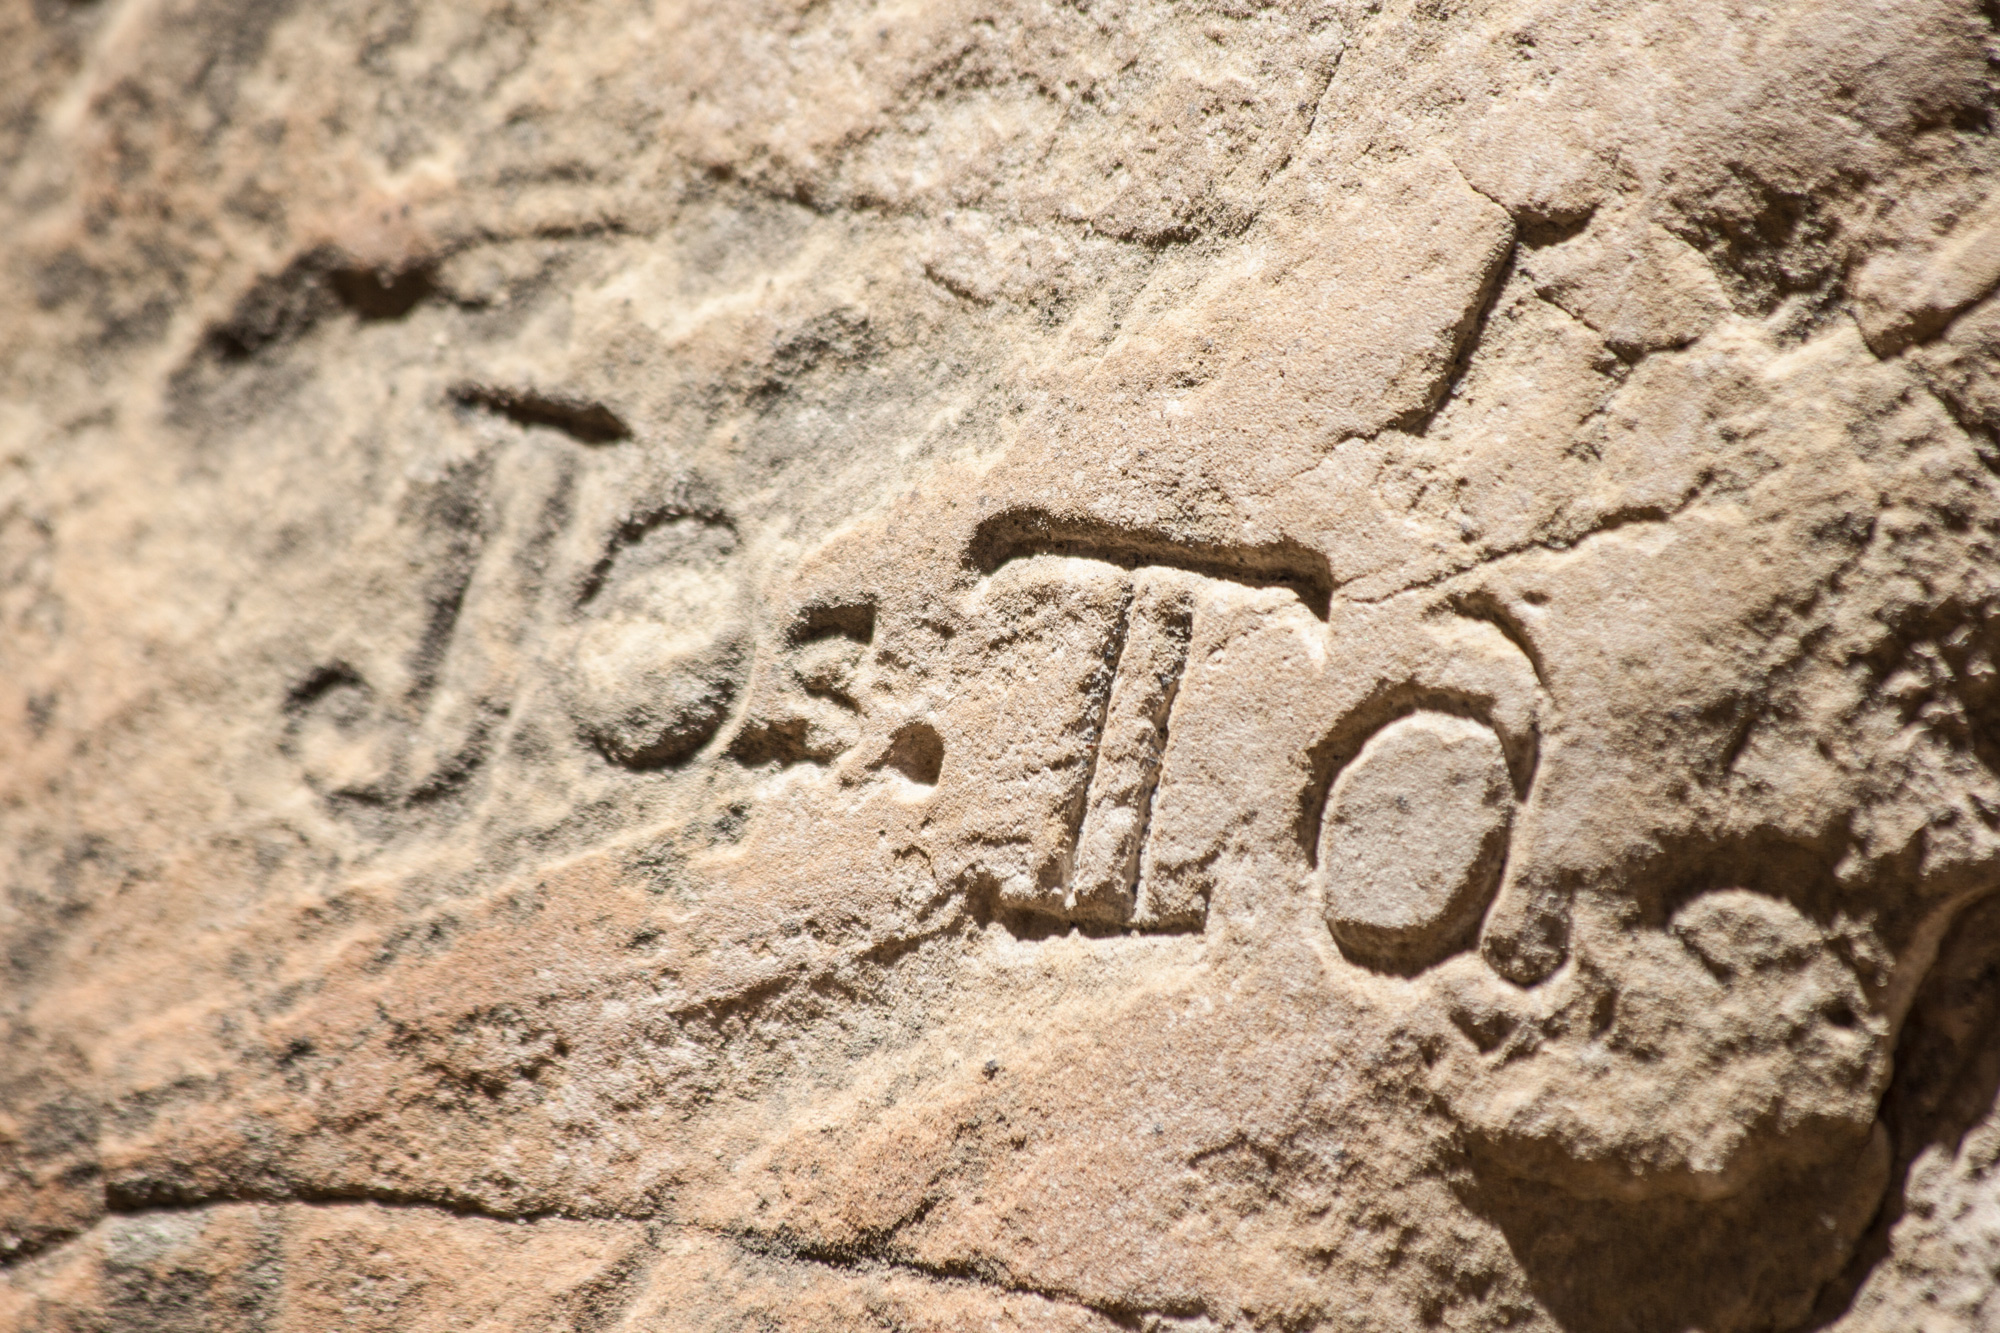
[6,0,2000,1328]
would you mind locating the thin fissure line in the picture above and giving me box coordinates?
[696,1220,1178,1326]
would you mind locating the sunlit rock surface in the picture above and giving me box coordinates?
[6,0,2000,1328]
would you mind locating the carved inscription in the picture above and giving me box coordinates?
[566,505,747,769]
[1067,569,1197,924]
[949,556,1139,920]
[948,555,1327,933]
[931,536,1543,954]
[1318,711,1514,972]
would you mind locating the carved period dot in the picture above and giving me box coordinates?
[1319,711,1512,971]
[878,719,944,788]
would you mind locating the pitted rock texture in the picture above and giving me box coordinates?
[6,0,2000,1329]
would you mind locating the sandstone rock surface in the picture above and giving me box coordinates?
[6,0,2000,1328]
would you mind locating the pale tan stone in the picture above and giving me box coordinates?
[6,0,2000,1328]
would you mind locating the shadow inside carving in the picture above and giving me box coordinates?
[1300,689,1538,867]
[725,714,821,767]
[450,381,632,445]
[1299,683,1534,975]
[1448,858,1986,1333]
[281,661,390,805]
[576,505,735,609]
[952,558,1209,934]
[728,597,878,767]
[787,597,876,648]
[284,661,371,722]
[279,455,510,830]
[329,263,437,322]
[967,508,1333,619]
[204,246,438,361]
[1801,887,2000,1329]
[567,500,749,770]
[962,873,1167,942]
[875,720,944,787]
[1458,1146,1886,1333]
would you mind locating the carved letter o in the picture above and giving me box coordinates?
[1319,711,1513,972]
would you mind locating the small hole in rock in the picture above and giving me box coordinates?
[878,721,943,787]
[330,264,436,321]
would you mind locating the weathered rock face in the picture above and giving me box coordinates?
[6,0,2000,1328]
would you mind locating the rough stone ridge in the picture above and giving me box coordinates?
[4,0,2000,1328]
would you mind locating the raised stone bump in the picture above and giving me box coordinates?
[1067,567,1196,924]
[1319,711,1514,972]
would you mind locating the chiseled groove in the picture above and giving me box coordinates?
[1070,578,1195,920]
[968,509,1333,619]
[449,380,632,445]
[1060,586,1137,894]
[1123,653,1186,920]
